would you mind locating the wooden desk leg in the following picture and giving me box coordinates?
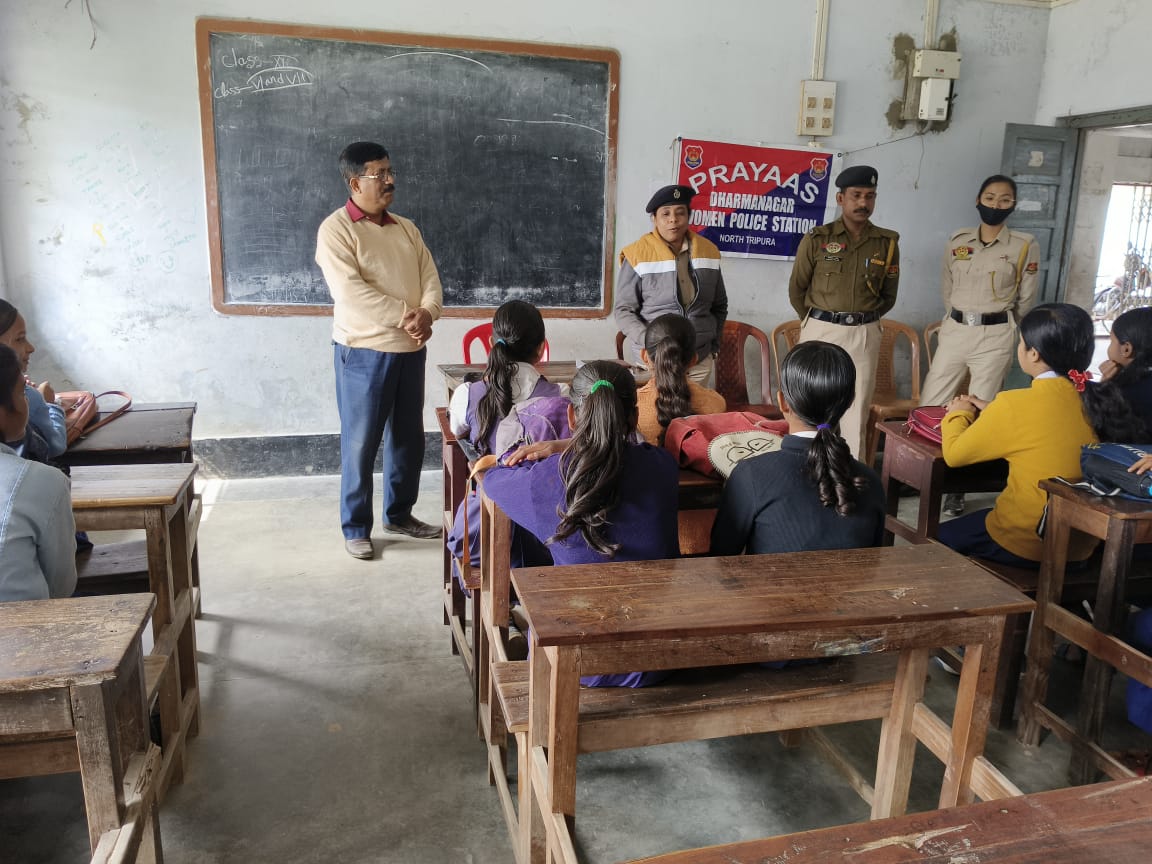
[916,460,948,543]
[872,647,928,819]
[1018,497,1072,746]
[941,625,1001,808]
[167,503,201,743]
[880,445,900,546]
[72,641,147,854]
[524,641,553,864]
[1070,518,1137,785]
[145,508,186,789]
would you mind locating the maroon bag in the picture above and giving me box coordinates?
[904,405,947,445]
[664,411,790,477]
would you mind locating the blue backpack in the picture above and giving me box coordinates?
[1079,443,1152,502]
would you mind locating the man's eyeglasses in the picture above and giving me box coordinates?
[359,169,397,182]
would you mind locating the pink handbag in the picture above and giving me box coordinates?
[904,405,947,445]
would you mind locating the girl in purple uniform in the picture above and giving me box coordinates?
[484,360,679,687]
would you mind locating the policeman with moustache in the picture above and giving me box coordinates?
[787,165,900,460]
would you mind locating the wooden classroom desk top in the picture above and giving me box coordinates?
[624,776,1152,863]
[512,543,1033,649]
[0,594,155,693]
[69,462,198,509]
[437,360,650,392]
[1040,477,1152,523]
[65,402,195,456]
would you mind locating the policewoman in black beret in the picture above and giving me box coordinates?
[614,184,728,384]
[787,165,900,459]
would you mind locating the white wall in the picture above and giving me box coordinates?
[0,0,1051,438]
[1035,0,1152,124]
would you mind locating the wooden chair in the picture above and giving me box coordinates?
[463,323,550,364]
[715,319,778,417]
[770,320,802,393]
[865,319,921,466]
[924,320,971,399]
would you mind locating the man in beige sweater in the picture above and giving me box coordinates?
[316,141,443,559]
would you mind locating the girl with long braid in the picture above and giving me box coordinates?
[484,360,678,686]
[448,299,562,455]
[635,313,725,446]
[939,302,1144,566]
[710,341,885,555]
[1099,306,1152,435]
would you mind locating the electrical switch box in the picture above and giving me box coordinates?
[918,77,952,121]
[911,49,961,79]
[797,80,837,137]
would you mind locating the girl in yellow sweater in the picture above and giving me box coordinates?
[938,303,1143,566]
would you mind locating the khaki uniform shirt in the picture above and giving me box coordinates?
[942,227,1039,317]
[788,218,900,318]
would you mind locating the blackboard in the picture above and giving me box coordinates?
[195,19,619,317]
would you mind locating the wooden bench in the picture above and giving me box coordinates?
[621,776,1152,863]
[88,744,164,864]
[490,654,901,859]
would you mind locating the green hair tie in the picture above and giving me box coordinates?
[589,379,615,394]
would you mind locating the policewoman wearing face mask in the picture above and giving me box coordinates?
[922,174,1040,409]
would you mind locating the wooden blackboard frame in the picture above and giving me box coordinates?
[195,18,620,318]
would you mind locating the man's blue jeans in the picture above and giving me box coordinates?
[333,343,426,539]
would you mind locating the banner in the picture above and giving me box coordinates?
[675,138,840,260]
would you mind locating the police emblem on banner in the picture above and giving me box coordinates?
[809,158,829,181]
[683,145,704,170]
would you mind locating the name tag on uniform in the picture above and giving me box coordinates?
[823,255,842,262]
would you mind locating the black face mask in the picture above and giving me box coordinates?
[977,203,1014,226]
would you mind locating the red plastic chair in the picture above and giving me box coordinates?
[462,322,549,363]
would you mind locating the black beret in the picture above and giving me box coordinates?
[646,184,696,213]
[835,165,878,189]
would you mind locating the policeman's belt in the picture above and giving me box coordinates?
[809,308,880,326]
[950,309,1009,326]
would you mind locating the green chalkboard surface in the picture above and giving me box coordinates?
[196,19,619,317]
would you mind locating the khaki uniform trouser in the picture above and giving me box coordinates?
[686,355,715,387]
[921,317,1016,406]
[798,316,881,460]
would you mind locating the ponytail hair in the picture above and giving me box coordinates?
[475,300,547,453]
[1020,303,1146,441]
[643,314,696,445]
[780,341,866,516]
[0,300,18,337]
[552,361,639,556]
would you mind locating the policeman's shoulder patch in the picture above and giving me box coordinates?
[1025,261,1039,274]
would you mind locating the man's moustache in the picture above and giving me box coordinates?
[382,184,396,193]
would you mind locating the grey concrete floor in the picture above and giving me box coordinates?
[1,476,1148,864]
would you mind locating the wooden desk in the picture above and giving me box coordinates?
[876,419,1007,544]
[514,544,1033,864]
[71,463,201,798]
[0,595,163,856]
[624,777,1152,863]
[62,402,196,467]
[437,361,649,397]
[1018,480,1152,783]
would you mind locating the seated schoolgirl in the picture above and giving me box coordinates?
[0,344,77,602]
[635,313,725,445]
[448,299,564,454]
[483,361,679,687]
[0,300,67,461]
[710,341,886,556]
[938,303,1144,567]
[446,300,567,580]
[1099,306,1152,436]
